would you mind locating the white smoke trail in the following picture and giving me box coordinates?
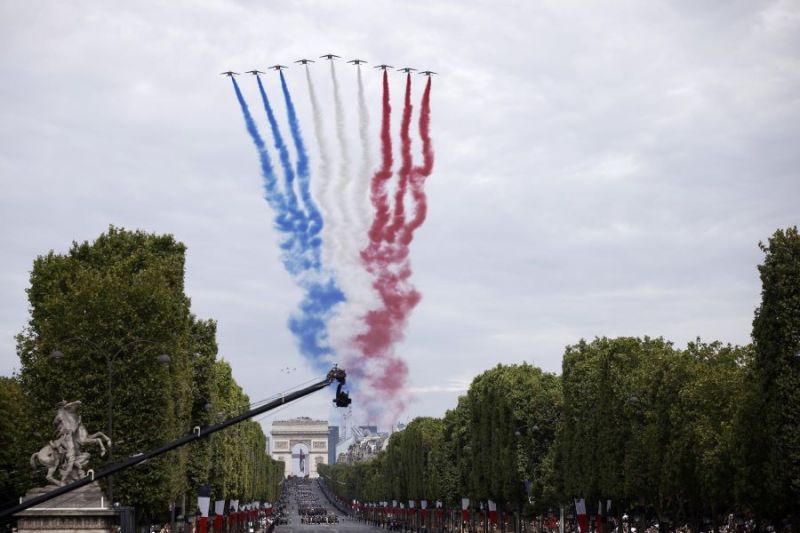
[329,59,352,265]
[355,65,373,239]
[305,65,334,267]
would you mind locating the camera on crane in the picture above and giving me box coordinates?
[334,383,351,407]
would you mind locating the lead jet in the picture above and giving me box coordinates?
[295,59,315,64]
[348,59,367,65]
[397,67,416,73]
[419,71,438,76]
[269,65,288,71]
[374,64,394,70]
[320,53,340,60]
[220,71,239,77]
[245,70,265,75]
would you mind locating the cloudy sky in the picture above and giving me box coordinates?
[1,0,798,432]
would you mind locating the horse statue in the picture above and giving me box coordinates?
[30,400,111,486]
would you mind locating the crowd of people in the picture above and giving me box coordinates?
[280,477,340,526]
[352,507,792,533]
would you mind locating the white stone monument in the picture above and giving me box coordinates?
[270,417,329,478]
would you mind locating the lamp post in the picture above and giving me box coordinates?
[50,337,170,505]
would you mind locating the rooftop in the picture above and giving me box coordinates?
[272,416,328,426]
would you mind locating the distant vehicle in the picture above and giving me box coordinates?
[319,54,340,60]
[219,71,239,77]
[347,59,367,65]
[245,70,265,75]
[269,65,288,71]
[397,67,416,73]
[295,59,315,64]
[373,64,394,70]
[419,70,438,76]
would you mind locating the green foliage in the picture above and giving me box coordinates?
[16,227,194,520]
[0,377,32,514]
[558,337,750,521]
[464,363,561,508]
[737,226,800,518]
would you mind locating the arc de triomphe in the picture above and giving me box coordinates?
[270,417,329,478]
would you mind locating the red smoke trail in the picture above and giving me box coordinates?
[401,76,434,245]
[350,73,434,423]
[385,74,414,243]
[367,71,393,245]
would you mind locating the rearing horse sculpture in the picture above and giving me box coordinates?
[30,400,111,486]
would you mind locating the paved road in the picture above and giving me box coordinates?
[274,480,382,533]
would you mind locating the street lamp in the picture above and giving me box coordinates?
[50,337,170,505]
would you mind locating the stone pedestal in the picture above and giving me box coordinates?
[15,483,117,533]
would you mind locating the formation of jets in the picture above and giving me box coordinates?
[222,56,438,76]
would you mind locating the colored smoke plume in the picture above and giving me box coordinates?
[304,65,334,266]
[232,76,344,371]
[349,73,435,424]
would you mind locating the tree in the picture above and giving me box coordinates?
[558,337,751,525]
[16,227,196,522]
[675,341,749,522]
[737,227,800,521]
[465,364,561,508]
[184,319,220,512]
[208,359,251,500]
[442,396,471,505]
[0,377,32,517]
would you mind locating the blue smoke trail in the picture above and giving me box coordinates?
[230,77,290,233]
[254,75,312,273]
[232,75,345,371]
[288,278,346,368]
[280,71,323,239]
[255,77,305,230]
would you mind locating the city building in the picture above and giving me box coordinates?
[336,425,391,464]
[327,425,339,465]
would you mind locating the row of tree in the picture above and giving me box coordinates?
[320,227,800,526]
[0,227,284,524]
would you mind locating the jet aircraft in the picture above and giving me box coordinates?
[374,64,394,70]
[419,71,438,76]
[348,59,367,65]
[219,71,239,77]
[245,70,265,75]
[269,65,288,71]
[320,54,340,60]
[397,67,417,73]
[295,59,315,64]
